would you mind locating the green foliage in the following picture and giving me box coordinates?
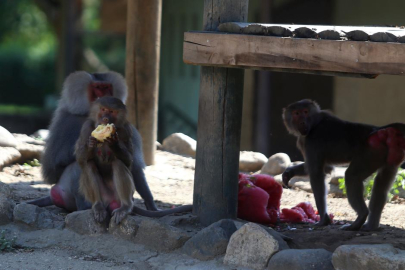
[23,159,41,168]
[338,169,405,201]
[0,230,16,252]
[0,104,42,115]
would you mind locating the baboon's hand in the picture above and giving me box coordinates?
[88,136,98,148]
[105,132,118,145]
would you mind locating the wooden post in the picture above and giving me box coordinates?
[193,0,249,225]
[125,0,162,165]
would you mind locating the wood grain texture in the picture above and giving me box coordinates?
[193,0,248,225]
[125,0,162,165]
[184,31,405,76]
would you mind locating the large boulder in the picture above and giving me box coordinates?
[0,147,21,169]
[0,197,15,225]
[0,126,18,147]
[332,244,405,270]
[261,153,291,176]
[267,249,334,270]
[239,151,268,172]
[224,222,279,270]
[65,210,107,234]
[182,219,237,261]
[162,133,196,158]
[135,218,191,252]
[13,203,64,229]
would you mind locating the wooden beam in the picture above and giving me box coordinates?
[125,0,162,165]
[184,31,405,76]
[193,0,248,226]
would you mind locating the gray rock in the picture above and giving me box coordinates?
[14,142,44,163]
[0,126,18,147]
[290,176,312,192]
[182,219,237,261]
[234,220,290,250]
[332,244,405,270]
[268,249,334,270]
[162,133,196,158]
[31,129,49,141]
[109,215,143,240]
[65,210,108,235]
[224,222,279,270]
[261,153,291,176]
[0,147,21,169]
[330,167,346,185]
[0,181,14,198]
[135,218,191,252]
[13,203,64,229]
[239,151,268,172]
[0,197,15,225]
[156,141,163,150]
[12,133,46,145]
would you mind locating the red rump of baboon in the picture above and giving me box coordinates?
[368,127,405,166]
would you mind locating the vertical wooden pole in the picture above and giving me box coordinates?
[126,0,162,165]
[193,0,249,225]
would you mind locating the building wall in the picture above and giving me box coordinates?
[333,0,405,125]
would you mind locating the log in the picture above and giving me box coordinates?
[193,0,249,226]
[184,31,405,76]
[125,0,162,165]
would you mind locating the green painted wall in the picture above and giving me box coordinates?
[158,0,203,141]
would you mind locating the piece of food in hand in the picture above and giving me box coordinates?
[91,124,116,142]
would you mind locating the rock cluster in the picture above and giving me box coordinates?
[0,126,45,169]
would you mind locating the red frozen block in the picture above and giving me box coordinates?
[247,174,283,210]
[279,208,306,223]
[238,179,272,224]
[295,202,317,220]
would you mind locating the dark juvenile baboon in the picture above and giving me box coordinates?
[76,97,191,223]
[282,99,405,231]
[27,71,158,211]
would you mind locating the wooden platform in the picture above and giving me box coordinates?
[184,31,405,77]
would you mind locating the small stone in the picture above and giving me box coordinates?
[261,153,291,176]
[332,244,405,270]
[224,222,279,270]
[135,218,191,252]
[65,210,108,235]
[239,151,268,172]
[31,129,49,141]
[0,197,15,225]
[0,147,21,169]
[109,215,143,240]
[0,126,18,147]
[162,133,196,158]
[182,219,237,261]
[268,249,334,270]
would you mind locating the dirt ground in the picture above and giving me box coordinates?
[1,150,405,268]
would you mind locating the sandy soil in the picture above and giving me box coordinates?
[1,150,405,268]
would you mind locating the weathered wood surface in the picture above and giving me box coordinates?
[218,22,405,42]
[184,31,405,76]
[125,0,162,165]
[193,0,248,226]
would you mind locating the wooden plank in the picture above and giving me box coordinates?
[125,0,162,165]
[193,0,248,226]
[184,31,405,76]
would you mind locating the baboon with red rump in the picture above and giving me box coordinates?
[282,99,405,231]
[75,96,191,223]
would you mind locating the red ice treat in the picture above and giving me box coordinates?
[295,202,317,220]
[238,180,272,224]
[279,208,305,223]
[247,174,283,210]
[239,173,249,180]
[267,208,279,224]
